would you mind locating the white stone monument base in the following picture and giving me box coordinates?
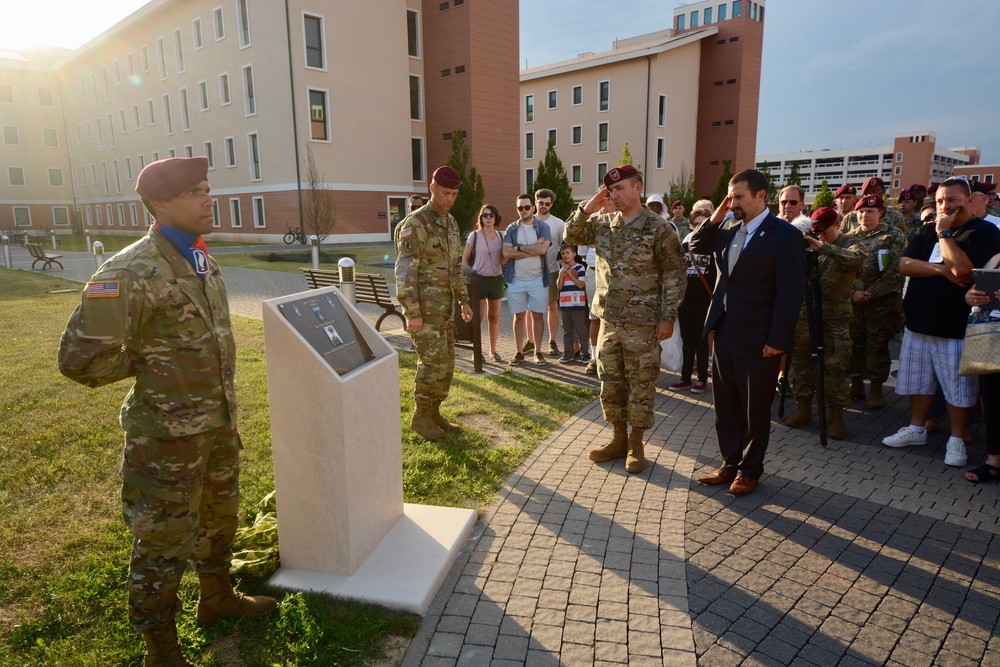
[268,503,477,615]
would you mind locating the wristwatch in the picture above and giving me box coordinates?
[516,244,522,252]
[937,230,954,239]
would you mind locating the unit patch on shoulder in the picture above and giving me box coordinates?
[401,238,414,254]
[86,281,121,298]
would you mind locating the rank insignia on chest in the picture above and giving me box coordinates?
[86,281,120,298]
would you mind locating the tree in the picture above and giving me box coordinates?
[814,179,834,209]
[666,162,699,212]
[786,162,802,187]
[533,139,575,221]
[446,129,485,235]
[759,161,779,208]
[303,146,336,243]
[709,159,734,208]
[618,142,641,174]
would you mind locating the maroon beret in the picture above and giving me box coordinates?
[928,182,941,195]
[909,183,927,196]
[135,157,208,201]
[862,177,885,193]
[671,200,684,208]
[854,194,884,211]
[971,180,997,195]
[809,206,839,233]
[834,184,856,198]
[603,165,639,189]
[898,189,917,202]
[431,165,462,189]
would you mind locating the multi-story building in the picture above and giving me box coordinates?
[954,163,998,186]
[519,0,765,202]
[0,0,520,242]
[757,131,979,205]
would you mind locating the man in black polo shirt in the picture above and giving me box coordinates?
[883,177,1000,466]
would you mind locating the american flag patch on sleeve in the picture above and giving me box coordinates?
[399,228,412,238]
[86,281,120,298]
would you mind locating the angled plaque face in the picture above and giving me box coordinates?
[278,291,375,375]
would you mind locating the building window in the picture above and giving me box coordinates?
[3,125,20,145]
[124,156,132,180]
[146,99,156,125]
[677,14,686,30]
[572,125,582,145]
[138,154,145,169]
[193,18,204,49]
[141,45,150,72]
[102,67,111,102]
[658,95,666,126]
[691,10,699,27]
[252,196,266,228]
[656,138,665,169]
[734,1,742,18]
[117,204,126,226]
[95,206,102,226]
[156,37,167,80]
[440,69,451,78]
[106,114,116,148]
[42,128,59,147]
[705,6,713,22]
[547,129,556,147]
[198,81,210,110]
[598,81,610,112]
[184,145,194,157]
[572,85,582,106]
[896,152,903,162]
[219,73,231,105]
[894,165,901,176]
[718,3,727,20]
[597,163,608,188]
[48,168,64,187]
[892,179,900,190]
[409,75,422,121]
[225,136,236,167]
[130,203,139,227]
[237,0,251,48]
[212,199,220,227]
[304,14,325,69]
[38,88,54,106]
[524,94,534,123]
[411,137,424,181]
[243,65,256,116]
[455,65,465,74]
[0,83,13,103]
[174,28,185,73]
[13,206,31,227]
[407,10,420,57]
[525,132,534,160]
[248,132,261,181]
[162,94,173,135]
[180,88,191,130]
[525,168,534,191]
[214,6,225,40]
[119,109,128,133]
[53,207,70,227]
[230,198,242,228]
[309,89,329,141]
[986,174,994,183]
[571,164,582,184]
[204,141,215,169]
[547,90,557,109]
[8,166,25,186]
[113,161,122,193]
[597,122,609,152]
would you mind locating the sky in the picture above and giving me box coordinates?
[4,0,999,163]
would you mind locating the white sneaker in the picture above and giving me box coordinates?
[944,438,968,467]
[882,426,927,448]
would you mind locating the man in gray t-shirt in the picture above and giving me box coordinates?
[536,188,565,356]
[503,194,552,365]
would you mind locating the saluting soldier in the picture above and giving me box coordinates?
[394,165,473,441]
[58,157,276,667]
[565,166,686,474]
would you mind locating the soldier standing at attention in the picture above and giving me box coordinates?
[784,207,867,439]
[57,157,276,666]
[565,166,686,474]
[395,165,473,441]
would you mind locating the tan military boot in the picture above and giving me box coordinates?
[196,573,278,627]
[785,396,813,428]
[849,377,865,401]
[827,403,846,439]
[141,620,193,667]
[626,428,646,474]
[410,407,445,441]
[589,421,628,462]
[867,382,884,410]
[429,404,461,432]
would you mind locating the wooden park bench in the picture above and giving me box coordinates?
[301,268,406,332]
[26,242,64,270]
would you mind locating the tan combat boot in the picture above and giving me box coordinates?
[589,421,628,462]
[196,573,278,627]
[410,407,445,441]
[785,396,813,428]
[849,377,865,401]
[141,620,193,667]
[827,403,846,439]
[429,403,461,432]
[626,428,646,474]
[867,382,884,410]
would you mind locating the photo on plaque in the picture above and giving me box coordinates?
[278,291,375,375]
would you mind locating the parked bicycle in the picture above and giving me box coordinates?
[283,225,306,245]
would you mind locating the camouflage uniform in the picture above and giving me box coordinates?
[565,206,686,428]
[842,207,904,236]
[845,222,906,383]
[394,204,470,411]
[789,234,867,405]
[902,213,924,245]
[58,226,239,631]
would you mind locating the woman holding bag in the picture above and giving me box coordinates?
[463,204,507,362]
[962,252,1000,483]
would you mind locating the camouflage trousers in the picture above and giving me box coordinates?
[597,321,661,429]
[789,315,853,405]
[410,313,456,410]
[849,296,902,383]
[121,423,240,631]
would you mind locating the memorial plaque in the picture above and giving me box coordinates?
[278,291,375,375]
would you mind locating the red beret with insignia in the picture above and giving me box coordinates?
[862,177,885,194]
[909,183,927,197]
[854,194,884,211]
[135,157,208,201]
[898,189,917,202]
[971,181,997,195]
[809,206,839,232]
[432,165,463,188]
[602,165,639,189]
[671,199,684,208]
[928,182,941,195]
[834,184,856,198]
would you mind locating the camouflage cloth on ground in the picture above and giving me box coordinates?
[231,491,280,578]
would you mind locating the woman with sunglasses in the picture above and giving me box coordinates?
[463,204,507,362]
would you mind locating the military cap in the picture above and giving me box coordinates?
[834,184,857,198]
[862,177,885,194]
[928,182,941,195]
[898,189,917,202]
[809,206,839,233]
[135,156,209,201]
[671,199,684,208]
[603,165,639,188]
[971,180,997,195]
[854,194,884,211]
[909,183,928,197]
[431,165,462,188]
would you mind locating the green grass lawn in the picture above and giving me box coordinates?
[0,269,594,666]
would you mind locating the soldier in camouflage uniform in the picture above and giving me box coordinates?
[785,208,868,439]
[57,157,275,667]
[844,194,906,410]
[898,189,924,244]
[842,178,905,235]
[564,165,686,474]
[394,165,473,441]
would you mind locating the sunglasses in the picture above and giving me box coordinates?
[517,205,533,211]
[779,200,799,206]
[481,212,495,218]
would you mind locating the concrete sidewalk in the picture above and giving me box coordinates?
[10,244,1000,665]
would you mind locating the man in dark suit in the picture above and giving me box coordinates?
[691,169,807,496]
